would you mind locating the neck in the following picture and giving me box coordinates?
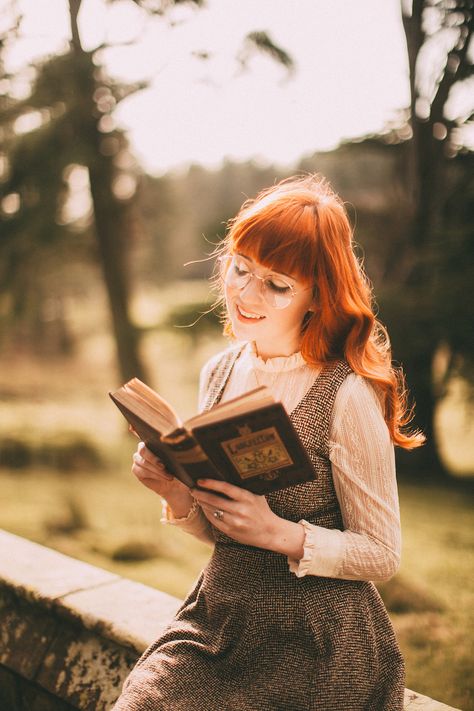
[252,339,302,361]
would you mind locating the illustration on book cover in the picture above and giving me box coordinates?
[221,425,294,480]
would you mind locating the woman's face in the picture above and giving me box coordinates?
[224,253,315,359]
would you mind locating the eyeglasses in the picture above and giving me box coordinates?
[219,254,312,310]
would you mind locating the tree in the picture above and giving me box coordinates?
[385,0,473,475]
[0,0,292,383]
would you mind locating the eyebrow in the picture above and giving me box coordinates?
[235,252,294,281]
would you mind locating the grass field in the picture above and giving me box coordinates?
[0,317,473,710]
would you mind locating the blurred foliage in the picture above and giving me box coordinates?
[389,0,473,474]
[0,0,472,477]
[0,22,143,377]
[0,431,104,471]
[0,0,294,383]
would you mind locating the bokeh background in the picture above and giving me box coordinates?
[0,0,473,708]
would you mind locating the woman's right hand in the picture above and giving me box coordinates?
[132,442,191,509]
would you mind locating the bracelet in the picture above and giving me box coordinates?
[163,497,199,523]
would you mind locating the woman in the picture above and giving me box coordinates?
[112,174,424,711]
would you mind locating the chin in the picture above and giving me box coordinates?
[230,318,252,341]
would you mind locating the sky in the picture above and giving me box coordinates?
[5,0,411,175]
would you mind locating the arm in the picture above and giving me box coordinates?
[287,374,401,581]
[160,498,215,545]
[131,441,215,546]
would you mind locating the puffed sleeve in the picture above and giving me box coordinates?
[160,498,215,545]
[288,374,401,582]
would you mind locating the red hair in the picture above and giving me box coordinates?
[217,174,424,450]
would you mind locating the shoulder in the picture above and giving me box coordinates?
[331,372,388,437]
[198,343,243,393]
[330,373,394,458]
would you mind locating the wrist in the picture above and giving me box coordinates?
[265,516,305,559]
[164,489,195,519]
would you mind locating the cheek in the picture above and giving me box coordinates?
[224,284,236,310]
[281,302,311,332]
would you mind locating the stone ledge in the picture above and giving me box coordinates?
[403,689,461,710]
[0,530,181,710]
[0,529,462,710]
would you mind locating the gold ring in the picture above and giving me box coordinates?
[213,509,224,520]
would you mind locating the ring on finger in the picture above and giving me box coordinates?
[213,509,224,521]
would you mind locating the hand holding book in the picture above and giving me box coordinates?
[131,441,195,518]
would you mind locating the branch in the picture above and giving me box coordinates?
[402,0,425,115]
[431,5,474,124]
[68,0,83,52]
[238,31,294,75]
[127,0,204,14]
[110,80,150,103]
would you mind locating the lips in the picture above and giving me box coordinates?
[236,304,265,322]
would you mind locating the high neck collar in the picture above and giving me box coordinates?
[246,341,306,372]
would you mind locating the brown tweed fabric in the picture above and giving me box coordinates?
[112,347,405,711]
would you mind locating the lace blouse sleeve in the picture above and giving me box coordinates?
[288,374,401,582]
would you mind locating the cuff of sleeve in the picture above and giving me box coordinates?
[287,519,345,578]
[160,498,200,525]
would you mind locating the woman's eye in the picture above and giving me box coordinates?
[266,279,291,293]
[234,264,249,276]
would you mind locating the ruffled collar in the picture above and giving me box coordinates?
[245,341,306,373]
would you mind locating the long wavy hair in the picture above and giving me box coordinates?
[215,174,424,450]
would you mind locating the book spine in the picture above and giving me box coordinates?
[162,429,225,482]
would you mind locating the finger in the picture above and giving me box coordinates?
[200,504,229,526]
[138,442,164,466]
[139,476,169,494]
[132,453,173,480]
[196,478,249,500]
[192,488,235,512]
[136,445,169,473]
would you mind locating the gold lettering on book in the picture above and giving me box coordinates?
[221,426,293,479]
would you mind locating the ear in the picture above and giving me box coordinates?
[302,310,315,330]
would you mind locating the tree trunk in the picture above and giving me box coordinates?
[395,1,453,478]
[88,161,147,383]
[395,347,447,478]
[68,0,147,384]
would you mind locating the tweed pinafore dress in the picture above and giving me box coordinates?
[113,347,405,711]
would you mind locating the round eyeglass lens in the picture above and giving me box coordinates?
[221,255,294,310]
[265,286,293,309]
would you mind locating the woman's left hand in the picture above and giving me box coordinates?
[191,478,279,549]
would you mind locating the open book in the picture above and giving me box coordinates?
[109,378,316,495]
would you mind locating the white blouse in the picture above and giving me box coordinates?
[162,342,401,582]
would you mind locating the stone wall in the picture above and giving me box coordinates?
[0,530,461,710]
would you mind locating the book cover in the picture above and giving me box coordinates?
[191,403,315,495]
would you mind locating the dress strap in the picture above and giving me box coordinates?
[200,344,244,412]
[290,360,352,459]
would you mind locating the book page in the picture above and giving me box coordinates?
[111,378,182,434]
[185,386,275,429]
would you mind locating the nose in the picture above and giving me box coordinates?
[239,274,263,304]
